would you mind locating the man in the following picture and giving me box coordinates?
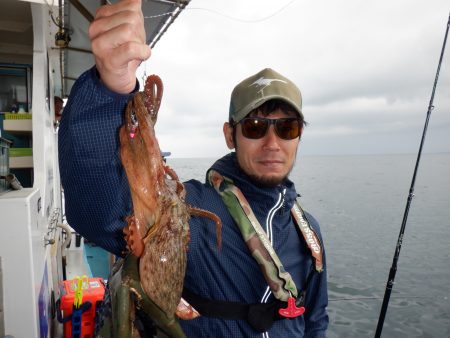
[59,0,328,337]
[54,96,63,126]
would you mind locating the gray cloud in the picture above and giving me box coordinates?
[140,0,450,158]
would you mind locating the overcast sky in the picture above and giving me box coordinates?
[138,0,450,158]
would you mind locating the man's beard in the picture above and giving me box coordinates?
[236,160,294,188]
[246,172,288,188]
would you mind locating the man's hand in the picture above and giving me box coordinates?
[89,0,151,94]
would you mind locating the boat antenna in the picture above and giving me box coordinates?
[375,12,450,338]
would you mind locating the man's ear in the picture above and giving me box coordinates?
[223,122,235,149]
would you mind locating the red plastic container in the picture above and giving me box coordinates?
[59,277,105,338]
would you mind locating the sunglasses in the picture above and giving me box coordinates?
[237,117,303,140]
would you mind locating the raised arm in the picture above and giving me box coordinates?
[59,0,149,256]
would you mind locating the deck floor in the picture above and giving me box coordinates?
[65,240,110,280]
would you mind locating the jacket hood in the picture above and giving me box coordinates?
[208,152,298,212]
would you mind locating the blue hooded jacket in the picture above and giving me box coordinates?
[59,67,328,338]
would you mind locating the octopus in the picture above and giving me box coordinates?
[118,75,221,336]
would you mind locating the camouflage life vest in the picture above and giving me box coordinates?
[207,169,323,302]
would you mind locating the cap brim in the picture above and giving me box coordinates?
[233,95,303,123]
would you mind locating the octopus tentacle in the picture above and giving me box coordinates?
[176,297,200,320]
[165,165,185,195]
[188,206,222,249]
[123,215,145,257]
[144,75,163,122]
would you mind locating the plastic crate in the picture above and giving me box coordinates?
[59,277,105,338]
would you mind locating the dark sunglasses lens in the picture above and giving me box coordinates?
[241,118,268,139]
[275,119,301,140]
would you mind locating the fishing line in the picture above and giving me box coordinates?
[329,295,430,302]
[143,0,299,23]
[374,12,450,338]
[42,0,62,28]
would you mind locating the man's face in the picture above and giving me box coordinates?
[223,108,301,187]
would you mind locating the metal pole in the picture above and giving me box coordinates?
[375,12,450,337]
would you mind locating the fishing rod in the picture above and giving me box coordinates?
[374,12,450,338]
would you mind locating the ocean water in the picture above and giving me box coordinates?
[166,153,450,338]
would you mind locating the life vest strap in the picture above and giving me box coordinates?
[181,266,315,332]
[182,288,285,333]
